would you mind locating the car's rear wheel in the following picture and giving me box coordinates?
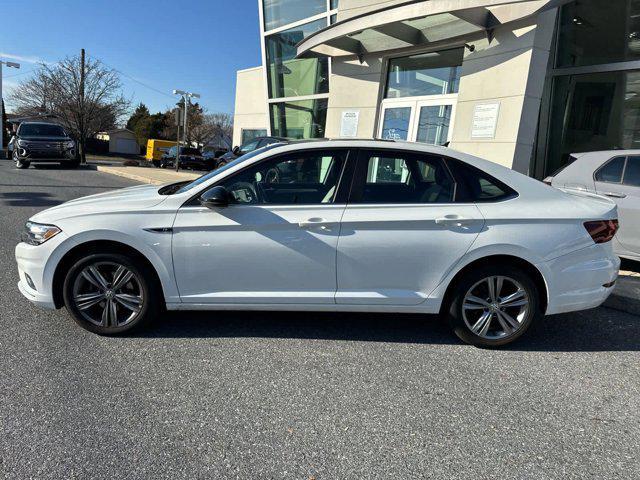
[14,151,30,169]
[63,253,161,335]
[446,265,541,347]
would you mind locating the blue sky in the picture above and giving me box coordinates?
[0,0,261,116]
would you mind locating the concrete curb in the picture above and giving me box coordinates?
[96,165,199,185]
[604,274,640,317]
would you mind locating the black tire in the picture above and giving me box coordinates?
[14,151,30,169]
[62,252,162,335]
[216,160,227,170]
[152,160,161,168]
[445,264,541,348]
[66,158,80,169]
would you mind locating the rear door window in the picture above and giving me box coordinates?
[351,151,454,204]
[445,159,517,202]
[595,156,626,183]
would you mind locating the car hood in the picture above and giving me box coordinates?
[19,135,72,142]
[30,183,168,224]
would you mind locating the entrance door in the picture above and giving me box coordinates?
[378,96,457,145]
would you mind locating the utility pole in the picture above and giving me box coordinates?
[175,105,181,171]
[172,89,200,172]
[79,48,86,164]
[0,59,21,155]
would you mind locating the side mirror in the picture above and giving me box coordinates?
[199,186,230,209]
[232,146,241,155]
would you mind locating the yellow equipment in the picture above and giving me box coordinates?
[145,139,176,164]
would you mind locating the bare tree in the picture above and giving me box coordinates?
[9,54,129,162]
[191,111,233,149]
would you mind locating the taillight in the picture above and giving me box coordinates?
[584,219,619,244]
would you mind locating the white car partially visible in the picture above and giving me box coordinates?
[15,140,620,347]
[546,150,640,261]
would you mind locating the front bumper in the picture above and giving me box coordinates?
[542,243,620,315]
[15,145,76,160]
[15,235,67,310]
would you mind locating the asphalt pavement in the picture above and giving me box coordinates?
[0,160,639,479]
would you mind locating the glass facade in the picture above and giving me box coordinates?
[385,49,462,98]
[381,107,411,140]
[540,0,640,176]
[270,98,328,139]
[416,105,452,145]
[556,0,640,68]
[263,0,326,31]
[546,71,640,175]
[265,19,329,99]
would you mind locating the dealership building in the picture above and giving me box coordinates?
[233,0,640,178]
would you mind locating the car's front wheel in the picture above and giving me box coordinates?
[14,151,30,169]
[446,265,541,347]
[62,253,161,335]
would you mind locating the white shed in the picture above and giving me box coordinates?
[102,129,139,155]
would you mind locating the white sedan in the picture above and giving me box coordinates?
[546,150,640,262]
[15,140,620,347]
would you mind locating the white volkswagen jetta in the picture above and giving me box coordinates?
[15,140,620,347]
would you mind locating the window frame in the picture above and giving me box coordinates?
[186,147,355,207]
[348,149,518,205]
[622,155,640,187]
[593,155,628,185]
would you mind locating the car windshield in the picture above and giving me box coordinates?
[174,143,286,195]
[19,123,66,137]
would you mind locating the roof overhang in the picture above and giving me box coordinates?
[296,0,570,59]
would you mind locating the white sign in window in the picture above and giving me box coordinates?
[471,102,500,139]
[340,110,360,138]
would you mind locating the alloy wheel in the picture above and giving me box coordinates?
[461,275,530,340]
[71,261,144,328]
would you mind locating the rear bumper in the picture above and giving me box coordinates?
[542,243,620,315]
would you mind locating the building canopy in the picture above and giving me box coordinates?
[296,0,569,59]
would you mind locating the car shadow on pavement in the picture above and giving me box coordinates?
[133,308,640,352]
[0,191,61,207]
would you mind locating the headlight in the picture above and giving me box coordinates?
[64,140,75,149]
[17,139,28,147]
[22,222,62,245]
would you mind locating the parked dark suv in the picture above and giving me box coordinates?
[10,122,77,169]
[160,146,210,170]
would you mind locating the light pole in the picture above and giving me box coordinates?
[1,60,21,153]
[172,89,200,171]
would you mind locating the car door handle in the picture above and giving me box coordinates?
[299,217,328,228]
[602,191,627,199]
[435,215,474,227]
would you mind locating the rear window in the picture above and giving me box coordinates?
[446,159,517,202]
[19,123,65,137]
[595,156,625,183]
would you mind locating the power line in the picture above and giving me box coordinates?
[89,55,175,99]
[3,69,35,79]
